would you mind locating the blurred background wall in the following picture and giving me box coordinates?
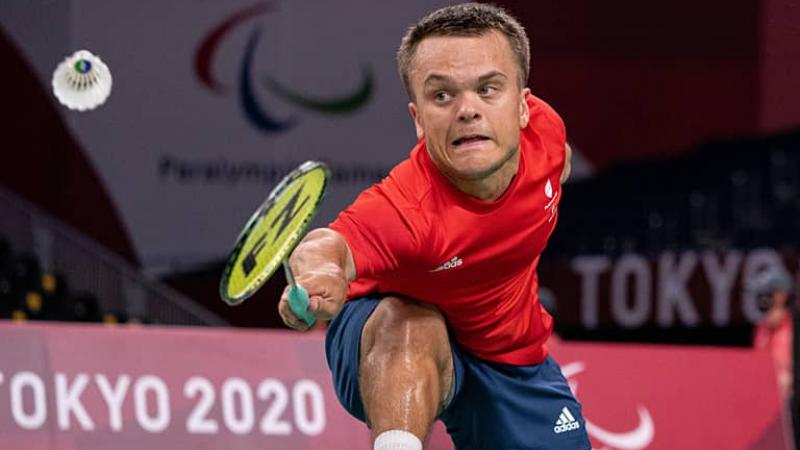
[0,0,797,339]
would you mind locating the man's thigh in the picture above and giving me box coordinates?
[325,297,381,422]
[325,296,456,423]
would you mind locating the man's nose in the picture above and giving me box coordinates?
[456,94,482,123]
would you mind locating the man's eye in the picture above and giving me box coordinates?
[479,85,497,96]
[434,91,451,102]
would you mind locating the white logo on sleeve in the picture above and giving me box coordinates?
[430,256,463,272]
[553,406,581,434]
[544,178,559,222]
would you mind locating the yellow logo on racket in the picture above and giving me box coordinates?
[222,163,328,303]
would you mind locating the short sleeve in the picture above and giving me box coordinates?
[526,94,566,147]
[524,94,568,177]
[329,185,420,280]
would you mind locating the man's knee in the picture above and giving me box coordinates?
[361,296,450,363]
[361,297,453,398]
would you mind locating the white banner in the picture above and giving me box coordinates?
[0,0,449,272]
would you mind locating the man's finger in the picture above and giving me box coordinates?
[278,295,310,331]
[307,296,321,313]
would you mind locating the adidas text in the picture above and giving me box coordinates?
[554,421,580,434]
[431,257,463,272]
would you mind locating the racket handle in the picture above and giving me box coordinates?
[288,285,316,326]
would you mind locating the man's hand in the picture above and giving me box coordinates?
[277,228,355,331]
[278,265,349,331]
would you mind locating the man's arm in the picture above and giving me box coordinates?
[278,227,355,331]
[560,143,573,184]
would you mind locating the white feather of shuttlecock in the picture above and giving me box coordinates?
[51,50,112,111]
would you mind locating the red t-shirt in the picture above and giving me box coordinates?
[330,94,566,365]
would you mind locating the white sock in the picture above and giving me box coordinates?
[374,429,423,450]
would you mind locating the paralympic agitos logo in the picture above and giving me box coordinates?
[194,2,373,133]
[561,362,655,449]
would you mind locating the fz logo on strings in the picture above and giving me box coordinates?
[242,184,310,276]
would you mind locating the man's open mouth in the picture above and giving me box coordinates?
[452,135,490,146]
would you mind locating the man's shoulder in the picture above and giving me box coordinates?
[526,94,565,132]
[333,147,432,256]
[375,144,434,207]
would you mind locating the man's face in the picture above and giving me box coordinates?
[407,31,530,182]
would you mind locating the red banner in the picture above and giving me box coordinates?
[545,338,793,450]
[0,322,792,450]
[0,322,370,450]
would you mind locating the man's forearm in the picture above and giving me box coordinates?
[289,228,355,281]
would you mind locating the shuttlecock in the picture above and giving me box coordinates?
[51,49,112,111]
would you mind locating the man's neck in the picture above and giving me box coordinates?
[445,150,520,202]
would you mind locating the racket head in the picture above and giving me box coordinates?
[219,161,330,305]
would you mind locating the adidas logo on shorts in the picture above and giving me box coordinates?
[553,406,580,434]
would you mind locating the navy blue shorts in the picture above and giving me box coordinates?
[325,297,591,450]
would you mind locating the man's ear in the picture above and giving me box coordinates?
[519,88,531,128]
[561,143,573,184]
[409,102,424,140]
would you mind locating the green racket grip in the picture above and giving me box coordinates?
[288,285,316,326]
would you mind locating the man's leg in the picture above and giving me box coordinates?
[359,296,454,448]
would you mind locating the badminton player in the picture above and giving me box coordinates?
[279,4,591,449]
